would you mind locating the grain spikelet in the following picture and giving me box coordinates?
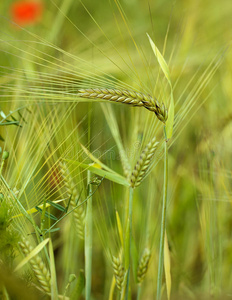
[19,240,51,294]
[77,88,168,123]
[137,248,151,284]
[112,255,126,291]
[130,137,159,187]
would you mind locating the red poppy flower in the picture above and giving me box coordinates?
[10,0,43,26]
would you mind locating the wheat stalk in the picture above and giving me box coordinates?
[59,161,85,240]
[137,248,151,284]
[130,137,159,187]
[19,239,51,294]
[112,255,126,291]
[77,88,168,123]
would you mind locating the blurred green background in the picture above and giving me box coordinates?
[0,0,232,299]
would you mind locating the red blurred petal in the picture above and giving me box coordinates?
[11,1,43,26]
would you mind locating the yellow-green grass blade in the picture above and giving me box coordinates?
[80,143,118,174]
[70,270,85,300]
[12,199,67,219]
[14,238,49,272]
[147,34,171,85]
[164,231,171,300]
[116,210,124,249]
[147,34,174,139]
[49,239,58,300]
[65,160,130,187]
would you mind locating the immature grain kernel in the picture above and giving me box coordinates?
[19,239,51,293]
[130,137,159,187]
[112,255,125,291]
[137,248,151,284]
[77,88,168,123]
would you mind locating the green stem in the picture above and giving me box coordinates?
[0,160,5,177]
[85,170,93,300]
[124,186,134,300]
[136,284,142,300]
[156,126,168,300]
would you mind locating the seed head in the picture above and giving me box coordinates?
[130,137,159,187]
[77,88,168,123]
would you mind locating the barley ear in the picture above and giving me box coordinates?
[77,88,168,123]
[130,137,159,187]
[77,88,144,106]
[19,239,51,294]
[137,248,151,284]
[141,99,168,123]
[112,255,126,291]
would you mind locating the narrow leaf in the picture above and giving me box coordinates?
[0,121,20,126]
[70,270,85,300]
[164,231,171,300]
[12,198,66,219]
[147,33,171,85]
[35,206,58,221]
[66,159,130,187]
[18,110,28,123]
[108,276,116,300]
[45,228,60,233]
[14,238,49,272]
[49,239,58,300]
[116,211,124,249]
[10,115,18,122]
[80,143,117,174]
[47,200,66,212]
[147,33,174,138]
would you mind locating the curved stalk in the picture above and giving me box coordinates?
[156,127,168,300]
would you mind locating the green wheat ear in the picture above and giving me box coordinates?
[112,255,126,291]
[19,239,51,294]
[130,137,159,188]
[77,88,168,123]
[137,248,151,284]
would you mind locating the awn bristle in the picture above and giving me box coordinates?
[59,161,85,240]
[137,248,151,284]
[19,239,51,294]
[112,255,126,291]
[130,137,159,187]
[77,88,168,123]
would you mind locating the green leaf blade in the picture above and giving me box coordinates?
[147,33,174,138]
[70,271,85,300]
[147,33,171,85]
[65,160,130,187]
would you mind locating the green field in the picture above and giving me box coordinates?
[0,0,232,299]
